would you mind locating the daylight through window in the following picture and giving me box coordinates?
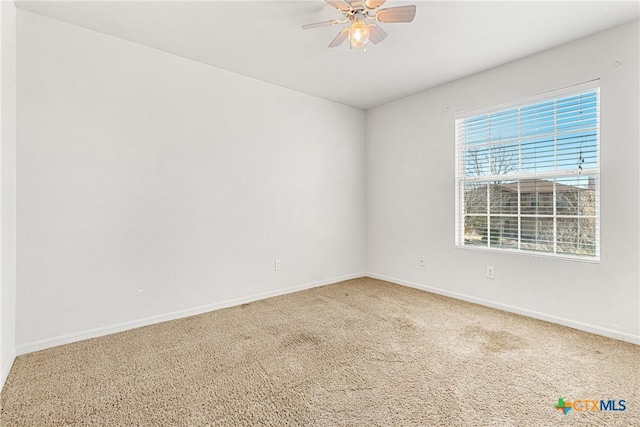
[455,82,600,260]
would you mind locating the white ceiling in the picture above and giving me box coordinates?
[15,1,640,110]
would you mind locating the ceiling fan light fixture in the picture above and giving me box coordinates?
[302,0,416,51]
[349,20,370,49]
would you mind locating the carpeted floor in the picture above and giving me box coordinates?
[1,277,638,426]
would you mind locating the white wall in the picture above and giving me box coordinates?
[13,9,639,357]
[366,21,640,343]
[16,11,365,351]
[1,0,18,389]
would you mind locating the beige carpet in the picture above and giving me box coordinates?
[1,278,638,426]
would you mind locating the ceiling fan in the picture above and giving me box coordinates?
[302,0,417,51]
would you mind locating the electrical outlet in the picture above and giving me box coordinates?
[419,256,426,267]
[486,266,495,279]
[275,259,281,271]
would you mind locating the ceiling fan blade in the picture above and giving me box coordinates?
[364,0,387,9]
[367,23,388,45]
[325,0,351,12]
[302,19,344,30]
[376,5,416,23]
[328,27,349,48]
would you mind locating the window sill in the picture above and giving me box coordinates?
[455,244,600,264]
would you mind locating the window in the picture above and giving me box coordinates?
[455,81,600,260]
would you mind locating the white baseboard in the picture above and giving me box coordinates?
[1,349,17,392]
[16,272,366,356]
[366,272,640,345]
[16,271,636,356]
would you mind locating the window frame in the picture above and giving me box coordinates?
[454,80,600,262]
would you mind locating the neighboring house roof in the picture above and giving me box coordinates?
[491,178,593,194]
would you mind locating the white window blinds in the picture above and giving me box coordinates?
[455,81,600,260]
